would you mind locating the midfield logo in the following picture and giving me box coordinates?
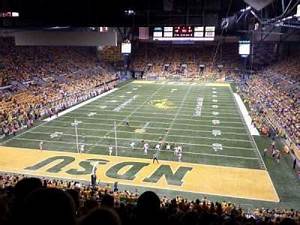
[150,99,175,109]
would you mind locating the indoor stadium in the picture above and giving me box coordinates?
[0,0,299,225]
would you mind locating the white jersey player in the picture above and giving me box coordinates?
[155,143,161,151]
[178,145,182,153]
[39,141,43,151]
[144,143,149,155]
[178,152,182,162]
[80,144,85,153]
[108,145,113,156]
[166,143,171,151]
[174,146,179,156]
[130,142,135,150]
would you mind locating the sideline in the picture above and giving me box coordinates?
[43,88,119,122]
[233,93,260,136]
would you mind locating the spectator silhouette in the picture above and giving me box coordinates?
[80,207,121,225]
[101,194,114,208]
[22,188,76,225]
[12,177,43,225]
[136,191,161,225]
[14,177,43,203]
[66,188,81,214]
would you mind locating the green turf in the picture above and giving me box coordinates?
[1,81,299,209]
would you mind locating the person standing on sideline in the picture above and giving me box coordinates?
[293,158,297,170]
[153,151,159,164]
[39,141,43,151]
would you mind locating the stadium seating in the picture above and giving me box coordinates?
[0,174,299,225]
[0,37,117,137]
[131,42,239,80]
[236,55,300,146]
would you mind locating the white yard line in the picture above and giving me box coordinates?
[160,85,190,141]
[28,130,252,143]
[87,102,238,110]
[12,137,259,161]
[43,124,249,137]
[78,107,240,116]
[50,119,246,130]
[61,115,244,125]
[97,84,166,143]
[87,99,236,106]
[230,88,265,170]
[17,132,255,151]
[44,88,119,122]
[112,95,138,112]
[230,88,279,201]
[142,122,150,129]
[67,111,242,121]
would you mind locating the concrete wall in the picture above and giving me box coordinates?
[14,31,117,46]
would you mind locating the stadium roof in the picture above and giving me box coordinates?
[0,0,288,26]
[0,0,299,37]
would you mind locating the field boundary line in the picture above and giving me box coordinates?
[230,87,266,169]
[43,88,118,122]
[229,86,280,201]
[162,85,193,142]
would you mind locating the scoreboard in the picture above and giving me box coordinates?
[174,26,193,37]
[153,26,215,41]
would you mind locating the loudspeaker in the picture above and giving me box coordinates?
[243,0,274,11]
[221,15,237,30]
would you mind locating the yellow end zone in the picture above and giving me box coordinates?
[0,146,279,202]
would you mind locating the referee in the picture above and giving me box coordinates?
[152,151,159,164]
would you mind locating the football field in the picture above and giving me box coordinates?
[0,80,279,202]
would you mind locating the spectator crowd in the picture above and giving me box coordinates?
[0,37,118,138]
[131,43,239,81]
[235,56,299,150]
[0,173,299,225]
